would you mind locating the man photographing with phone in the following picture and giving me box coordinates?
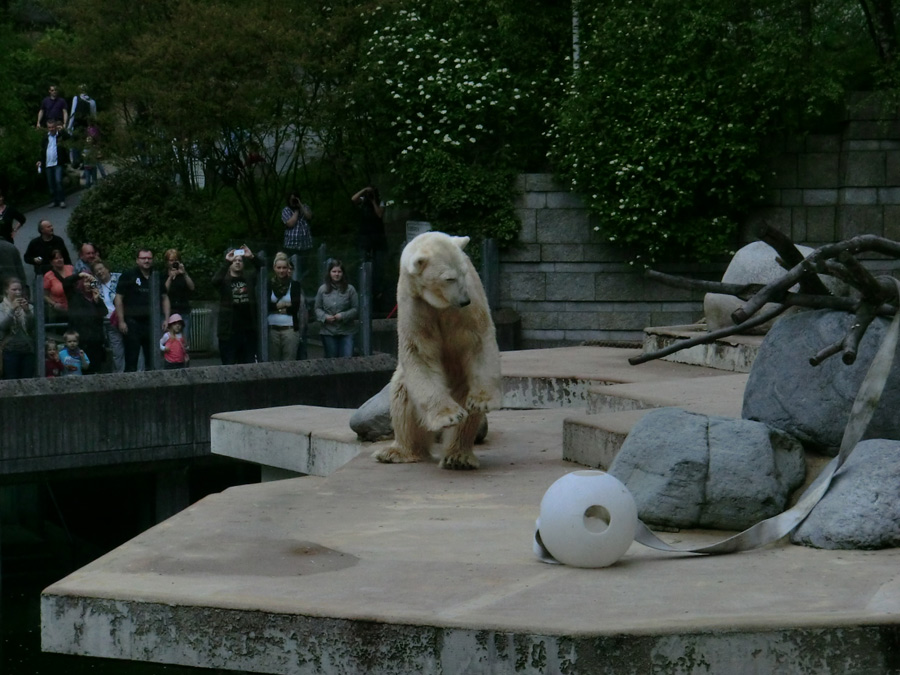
[281,189,313,286]
[212,245,261,365]
[163,248,194,343]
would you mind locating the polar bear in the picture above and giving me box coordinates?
[373,231,501,469]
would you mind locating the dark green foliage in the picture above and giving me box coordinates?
[550,0,863,263]
[351,0,570,247]
[67,165,220,295]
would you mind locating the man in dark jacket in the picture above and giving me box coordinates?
[36,120,69,208]
[24,220,72,276]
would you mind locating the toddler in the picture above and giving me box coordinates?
[45,338,63,377]
[59,330,90,376]
[160,313,189,369]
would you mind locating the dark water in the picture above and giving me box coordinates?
[2,577,212,674]
[2,465,257,675]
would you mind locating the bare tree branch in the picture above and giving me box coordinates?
[634,234,900,368]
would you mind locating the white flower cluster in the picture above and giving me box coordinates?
[360,4,520,168]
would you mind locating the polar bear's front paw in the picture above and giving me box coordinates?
[422,403,467,432]
[440,451,480,470]
[465,388,496,412]
[373,445,423,464]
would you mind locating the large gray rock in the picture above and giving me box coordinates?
[609,407,806,531]
[704,241,812,333]
[742,309,900,454]
[350,383,394,442]
[792,439,900,550]
[350,382,489,443]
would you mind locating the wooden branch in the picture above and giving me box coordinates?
[732,235,900,324]
[644,270,763,300]
[635,235,900,368]
[842,303,880,365]
[809,341,844,366]
[837,251,884,299]
[758,225,831,296]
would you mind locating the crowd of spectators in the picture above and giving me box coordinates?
[0,88,386,378]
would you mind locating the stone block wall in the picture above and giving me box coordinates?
[500,174,720,347]
[743,93,900,276]
[502,97,900,348]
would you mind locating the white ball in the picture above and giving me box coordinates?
[538,470,638,568]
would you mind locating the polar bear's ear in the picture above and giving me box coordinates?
[406,254,429,275]
[452,236,471,250]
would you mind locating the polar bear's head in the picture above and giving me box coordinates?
[401,232,472,309]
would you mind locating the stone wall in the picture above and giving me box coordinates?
[501,174,719,348]
[0,355,395,479]
[502,97,900,348]
[743,93,900,257]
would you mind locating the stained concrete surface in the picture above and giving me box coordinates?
[40,347,900,673]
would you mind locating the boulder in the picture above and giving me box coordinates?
[742,309,900,454]
[609,407,806,531]
[703,241,845,333]
[792,439,900,550]
[350,382,489,444]
[350,383,394,442]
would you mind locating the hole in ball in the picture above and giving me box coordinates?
[583,505,611,533]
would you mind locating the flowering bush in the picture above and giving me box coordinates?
[353,1,567,245]
[550,0,850,263]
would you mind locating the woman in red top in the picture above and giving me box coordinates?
[43,249,74,321]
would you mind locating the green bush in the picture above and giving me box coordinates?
[353,0,568,247]
[68,165,223,297]
[551,0,851,263]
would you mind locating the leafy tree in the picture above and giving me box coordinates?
[551,0,863,263]
[50,0,359,240]
[0,23,70,201]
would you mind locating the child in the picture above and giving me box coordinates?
[45,338,63,377]
[59,329,90,376]
[160,313,189,369]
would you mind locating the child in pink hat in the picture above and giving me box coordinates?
[159,313,189,369]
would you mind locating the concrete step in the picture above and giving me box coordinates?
[586,373,748,415]
[499,345,745,409]
[562,409,648,470]
[565,373,750,469]
[642,324,763,372]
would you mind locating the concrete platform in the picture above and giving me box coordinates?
[41,348,900,674]
[642,324,763,372]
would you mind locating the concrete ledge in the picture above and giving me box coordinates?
[40,595,900,674]
[211,406,379,477]
[642,325,763,373]
[1,355,395,478]
[586,374,748,416]
[562,410,647,470]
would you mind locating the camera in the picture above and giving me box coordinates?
[88,280,98,289]
[233,249,245,257]
[171,262,181,270]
